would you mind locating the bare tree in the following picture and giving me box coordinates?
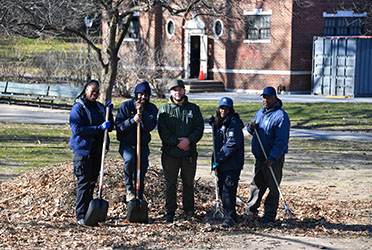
[0,0,239,102]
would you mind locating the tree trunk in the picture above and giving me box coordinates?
[98,14,119,103]
[100,57,118,103]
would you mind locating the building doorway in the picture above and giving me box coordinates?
[190,36,201,78]
[184,15,207,79]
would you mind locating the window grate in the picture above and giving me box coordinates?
[245,15,271,40]
[324,17,364,36]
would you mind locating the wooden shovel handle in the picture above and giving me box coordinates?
[136,107,141,195]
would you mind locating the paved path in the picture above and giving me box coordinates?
[183,92,372,103]
[1,101,372,142]
[0,105,70,125]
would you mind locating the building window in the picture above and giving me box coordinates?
[323,11,367,36]
[123,13,139,41]
[166,19,175,39]
[244,9,272,43]
[213,19,224,39]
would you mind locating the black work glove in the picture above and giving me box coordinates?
[208,116,215,126]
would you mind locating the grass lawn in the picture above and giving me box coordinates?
[1,98,372,176]
[123,98,372,132]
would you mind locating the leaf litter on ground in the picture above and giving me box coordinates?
[0,159,371,249]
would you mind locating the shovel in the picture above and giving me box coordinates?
[204,118,225,223]
[84,106,110,226]
[126,107,149,223]
[254,128,294,218]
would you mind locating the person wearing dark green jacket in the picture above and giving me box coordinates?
[158,79,204,223]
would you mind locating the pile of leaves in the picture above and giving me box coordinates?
[0,159,371,249]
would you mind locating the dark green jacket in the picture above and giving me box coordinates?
[158,96,204,157]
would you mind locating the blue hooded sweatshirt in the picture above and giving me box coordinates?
[115,99,158,149]
[247,99,290,162]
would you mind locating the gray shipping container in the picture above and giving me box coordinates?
[312,36,372,97]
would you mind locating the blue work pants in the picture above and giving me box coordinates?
[246,157,284,220]
[120,144,149,199]
[217,168,241,223]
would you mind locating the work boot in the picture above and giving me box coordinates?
[244,208,258,219]
[126,191,135,202]
[184,210,194,220]
[258,216,275,224]
[77,219,87,227]
[221,218,236,228]
[165,213,174,223]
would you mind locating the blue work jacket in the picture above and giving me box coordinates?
[115,99,158,148]
[69,98,114,156]
[247,99,290,162]
[214,112,245,171]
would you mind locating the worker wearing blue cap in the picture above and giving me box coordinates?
[209,97,244,228]
[245,86,290,223]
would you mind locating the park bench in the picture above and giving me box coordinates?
[44,85,83,108]
[0,81,82,108]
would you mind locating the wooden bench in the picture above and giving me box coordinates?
[44,85,83,108]
[0,81,82,108]
[0,81,50,107]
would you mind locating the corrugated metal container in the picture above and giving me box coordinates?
[312,36,372,97]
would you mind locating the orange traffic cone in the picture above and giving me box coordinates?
[198,65,205,80]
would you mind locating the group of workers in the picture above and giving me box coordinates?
[69,79,290,228]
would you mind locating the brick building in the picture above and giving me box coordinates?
[117,0,370,94]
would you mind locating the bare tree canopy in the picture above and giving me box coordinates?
[0,0,243,101]
[1,0,371,101]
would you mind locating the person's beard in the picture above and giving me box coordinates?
[136,96,149,105]
[172,94,184,102]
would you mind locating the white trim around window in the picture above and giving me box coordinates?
[213,19,224,39]
[323,10,367,18]
[166,19,176,39]
[244,9,272,16]
[243,9,272,43]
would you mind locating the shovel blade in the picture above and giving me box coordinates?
[127,199,148,223]
[84,198,109,226]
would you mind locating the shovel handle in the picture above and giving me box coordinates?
[98,106,110,199]
[136,107,142,195]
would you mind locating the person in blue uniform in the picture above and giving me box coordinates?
[245,86,290,223]
[115,81,158,201]
[69,80,114,225]
[210,97,245,228]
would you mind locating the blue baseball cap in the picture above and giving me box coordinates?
[219,97,233,108]
[261,86,277,97]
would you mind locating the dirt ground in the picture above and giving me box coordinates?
[159,138,372,249]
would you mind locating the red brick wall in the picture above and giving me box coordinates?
[115,0,370,93]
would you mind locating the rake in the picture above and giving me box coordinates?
[204,119,225,223]
[254,128,295,218]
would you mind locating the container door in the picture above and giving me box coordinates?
[334,38,356,97]
[312,37,356,97]
[312,37,333,95]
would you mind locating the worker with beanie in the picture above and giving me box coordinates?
[115,81,158,202]
[208,97,244,228]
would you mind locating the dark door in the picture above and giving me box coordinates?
[190,36,200,78]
